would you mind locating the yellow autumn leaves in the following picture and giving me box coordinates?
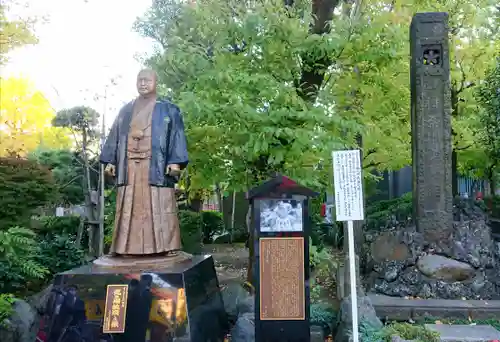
[0,77,72,157]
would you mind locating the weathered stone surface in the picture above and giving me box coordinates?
[0,299,36,342]
[221,282,253,319]
[417,254,475,281]
[425,324,500,342]
[371,232,410,262]
[362,200,500,299]
[369,294,500,321]
[334,295,382,342]
[310,325,324,342]
[231,312,255,342]
[410,12,453,245]
[391,336,416,342]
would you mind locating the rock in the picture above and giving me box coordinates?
[425,323,500,341]
[417,254,475,281]
[362,199,500,299]
[310,325,324,342]
[27,284,52,314]
[213,232,232,244]
[334,295,382,342]
[230,312,255,342]
[391,336,416,342]
[0,299,36,342]
[221,282,253,319]
[371,232,410,263]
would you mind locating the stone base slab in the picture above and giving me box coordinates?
[425,324,500,341]
[369,294,500,320]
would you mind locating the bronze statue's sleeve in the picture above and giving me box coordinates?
[99,109,121,165]
[167,105,189,169]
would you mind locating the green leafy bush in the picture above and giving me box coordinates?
[310,303,336,334]
[201,210,225,243]
[34,216,81,235]
[0,158,58,230]
[365,193,413,230]
[0,227,48,294]
[0,294,15,327]
[179,210,203,253]
[485,195,500,218]
[360,322,440,342]
[311,223,344,249]
[36,234,86,275]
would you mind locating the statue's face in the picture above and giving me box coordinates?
[136,70,156,96]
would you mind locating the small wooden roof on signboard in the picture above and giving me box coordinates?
[246,174,319,199]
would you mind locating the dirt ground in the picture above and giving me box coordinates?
[201,243,248,284]
[203,243,340,308]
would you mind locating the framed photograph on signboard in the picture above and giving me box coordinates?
[259,199,303,232]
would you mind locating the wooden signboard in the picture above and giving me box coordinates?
[259,237,305,320]
[103,284,128,334]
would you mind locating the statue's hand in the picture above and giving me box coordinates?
[105,164,116,177]
[167,164,181,177]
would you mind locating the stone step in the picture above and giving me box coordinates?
[368,294,500,320]
[425,324,500,342]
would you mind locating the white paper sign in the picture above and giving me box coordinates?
[332,150,364,221]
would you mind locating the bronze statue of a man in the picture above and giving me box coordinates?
[100,69,188,256]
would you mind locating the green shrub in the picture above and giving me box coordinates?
[179,210,203,253]
[311,223,344,249]
[0,294,15,327]
[201,210,225,243]
[34,216,81,235]
[0,158,58,231]
[365,193,413,230]
[310,303,336,333]
[360,322,440,342]
[0,227,48,294]
[36,234,86,275]
[485,195,500,218]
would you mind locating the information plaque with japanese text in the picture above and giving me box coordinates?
[259,237,305,320]
[332,150,365,222]
[103,284,128,334]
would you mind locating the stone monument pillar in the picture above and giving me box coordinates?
[410,13,453,243]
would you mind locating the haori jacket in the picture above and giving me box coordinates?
[99,98,189,188]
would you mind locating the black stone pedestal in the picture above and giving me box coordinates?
[35,255,228,342]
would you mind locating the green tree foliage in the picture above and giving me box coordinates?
[0,157,58,231]
[0,0,37,65]
[136,0,499,193]
[29,148,86,204]
[474,59,500,192]
[136,0,356,192]
[53,106,100,136]
[135,0,499,283]
[0,226,48,293]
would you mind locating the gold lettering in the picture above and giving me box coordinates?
[111,316,120,328]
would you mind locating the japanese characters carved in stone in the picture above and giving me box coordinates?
[410,13,453,243]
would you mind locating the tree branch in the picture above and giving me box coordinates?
[297,0,342,101]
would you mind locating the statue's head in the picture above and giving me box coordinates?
[136,69,157,97]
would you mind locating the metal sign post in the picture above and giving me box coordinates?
[332,150,365,342]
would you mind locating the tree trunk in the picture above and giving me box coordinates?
[81,130,100,257]
[75,217,84,247]
[230,191,236,243]
[245,203,254,290]
[452,149,458,197]
[215,183,223,214]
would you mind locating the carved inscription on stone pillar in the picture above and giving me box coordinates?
[410,12,453,243]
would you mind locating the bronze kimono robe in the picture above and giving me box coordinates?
[100,97,189,255]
